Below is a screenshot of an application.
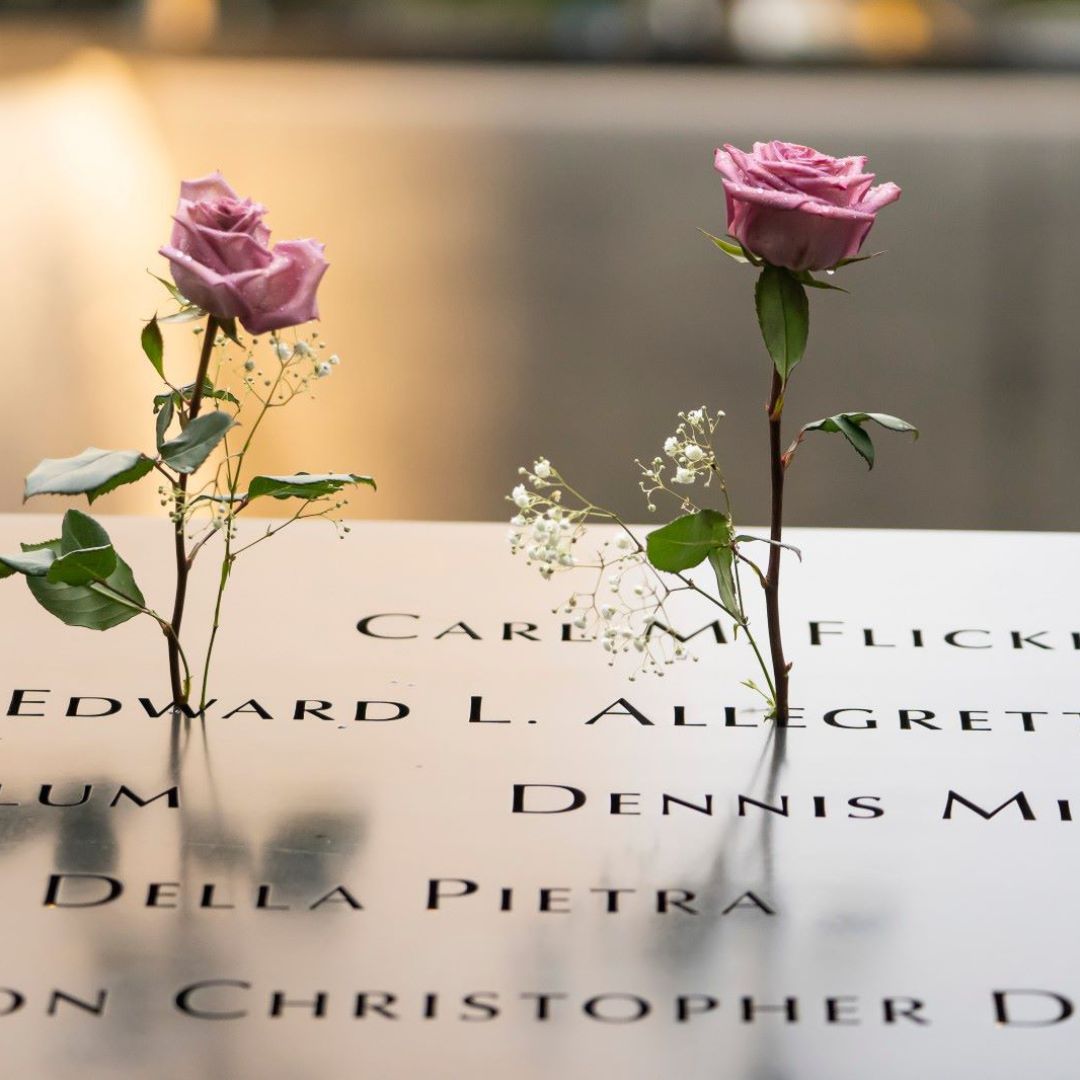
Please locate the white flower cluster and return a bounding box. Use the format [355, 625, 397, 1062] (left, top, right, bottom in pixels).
[639, 405, 725, 513]
[273, 336, 341, 378]
[239, 334, 342, 399]
[506, 461, 695, 677]
[507, 459, 585, 580]
[567, 541, 691, 678]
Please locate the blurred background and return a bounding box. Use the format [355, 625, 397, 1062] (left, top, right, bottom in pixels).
[1, 0, 1079, 530]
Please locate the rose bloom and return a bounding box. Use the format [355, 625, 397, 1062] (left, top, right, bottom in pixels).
[714, 141, 901, 272]
[160, 172, 328, 335]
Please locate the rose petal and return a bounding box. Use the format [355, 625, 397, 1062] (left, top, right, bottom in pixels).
[233, 239, 328, 335]
[720, 181, 874, 222]
[178, 171, 238, 205]
[159, 244, 249, 319]
[838, 155, 869, 178]
[714, 141, 899, 270]
[858, 181, 902, 213]
[171, 216, 274, 275]
[723, 144, 804, 194]
[770, 165, 877, 208]
[730, 202, 872, 271]
[169, 208, 233, 274]
[713, 147, 742, 185]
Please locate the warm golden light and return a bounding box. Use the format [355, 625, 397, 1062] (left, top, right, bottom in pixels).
[852, 0, 933, 60]
[141, 0, 220, 51]
[0, 49, 175, 517]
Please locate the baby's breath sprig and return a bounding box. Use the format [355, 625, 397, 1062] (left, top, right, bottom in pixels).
[507, 459, 691, 678]
[506, 416, 775, 695]
[185, 325, 360, 711]
[637, 405, 728, 516]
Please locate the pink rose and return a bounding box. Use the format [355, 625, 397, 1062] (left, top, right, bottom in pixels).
[714, 141, 901, 272]
[159, 172, 328, 335]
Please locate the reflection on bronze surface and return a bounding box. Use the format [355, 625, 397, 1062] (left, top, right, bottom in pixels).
[0, 516, 1074, 1074]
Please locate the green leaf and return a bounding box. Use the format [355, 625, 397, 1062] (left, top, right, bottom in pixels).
[755, 265, 809, 382]
[20, 539, 60, 552]
[0, 537, 58, 579]
[835, 251, 883, 267]
[0, 548, 56, 577]
[60, 507, 109, 554]
[218, 317, 242, 346]
[24, 448, 154, 503]
[160, 411, 235, 474]
[147, 270, 187, 304]
[141, 316, 165, 380]
[153, 380, 239, 450]
[46, 545, 117, 586]
[246, 473, 377, 502]
[155, 395, 174, 448]
[160, 306, 205, 325]
[646, 510, 734, 574]
[796, 270, 848, 294]
[834, 416, 875, 467]
[706, 546, 742, 621]
[44, 509, 118, 585]
[800, 412, 919, 470]
[187, 381, 240, 408]
[24, 523, 144, 631]
[154, 380, 240, 413]
[700, 230, 751, 265]
[733, 534, 803, 562]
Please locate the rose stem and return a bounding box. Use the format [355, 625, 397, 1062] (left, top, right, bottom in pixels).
[167, 314, 219, 707]
[765, 367, 790, 726]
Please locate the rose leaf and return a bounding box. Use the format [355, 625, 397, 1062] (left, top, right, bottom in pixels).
[159, 412, 236, 474]
[799, 412, 919, 469]
[141, 315, 165, 380]
[755, 265, 809, 382]
[246, 473, 377, 501]
[24, 449, 155, 504]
